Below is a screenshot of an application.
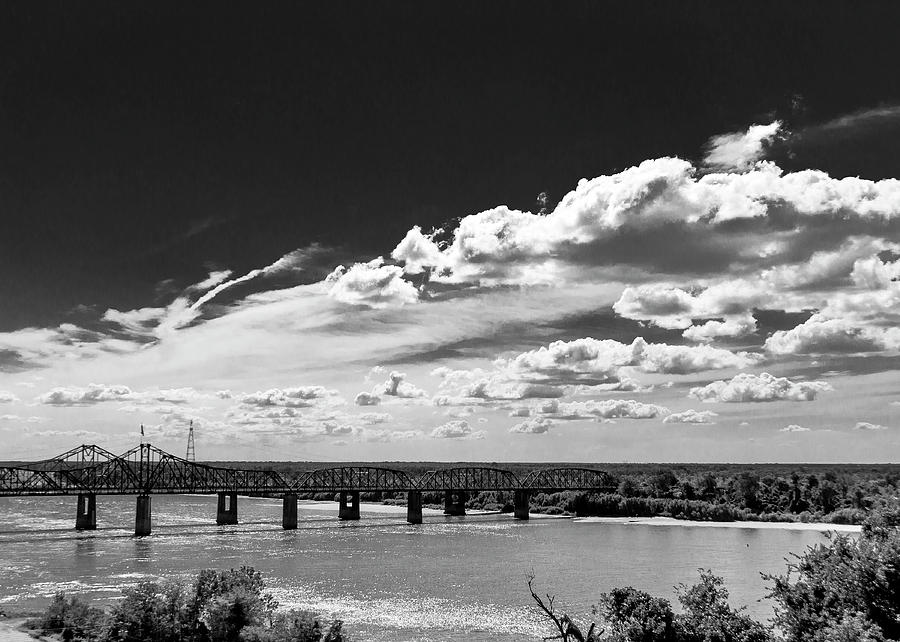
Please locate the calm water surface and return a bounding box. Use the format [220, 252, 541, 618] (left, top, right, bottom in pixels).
[0, 495, 847, 641]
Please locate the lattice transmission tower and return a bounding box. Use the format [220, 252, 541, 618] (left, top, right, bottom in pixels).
[185, 420, 196, 462]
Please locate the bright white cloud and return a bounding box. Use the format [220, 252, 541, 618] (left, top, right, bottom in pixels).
[354, 392, 381, 406]
[550, 399, 669, 420]
[689, 372, 832, 403]
[663, 409, 718, 424]
[0, 391, 18, 403]
[854, 421, 888, 431]
[781, 424, 811, 432]
[239, 386, 339, 408]
[432, 367, 565, 400]
[702, 121, 783, 171]
[379, 371, 428, 399]
[505, 337, 755, 378]
[852, 254, 900, 289]
[509, 417, 553, 434]
[683, 318, 756, 342]
[765, 317, 900, 354]
[430, 420, 486, 439]
[391, 226, 444, 275]
[326, 257, 419, 308]
[38, 384, 133, 406]
[390, 154, 900, 289]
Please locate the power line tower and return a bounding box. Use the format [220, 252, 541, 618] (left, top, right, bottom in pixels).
[185, 420, 196, 462]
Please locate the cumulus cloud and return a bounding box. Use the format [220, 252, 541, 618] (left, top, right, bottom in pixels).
[326, 257, 419, 308]
[613, 282, 767, 332]
[549, 399, 669, 420]
[239, 386, 339, 408]
[432, 367, 565, 401]
[430, 420, 486, 439]
[355, 427, 426, 443]
[663, 409, 718, 424]
[689, 372, 832, 403]
[0, 391, 18, 403]
[854, 421, 888, 431]
[765, 317, 900, 354]
[852, 254, 900, 289]
[356, 371, 429, 406]
[38, 384, 133, 406]
[509, 417, 553, 434]
[354, 392, 381, 406]
[389, 152, 900, 289]
[781, 424, 811, 432]
[505, 337, 755, 379]
[347, 412, 387, 426]
[391, 226, 444, 275]
[702, 121, 783, 172]
[683, 318, 757, 342]
[380, 371, 428, 399]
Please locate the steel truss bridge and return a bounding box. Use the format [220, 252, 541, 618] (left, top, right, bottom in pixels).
[0, 444, 616, 535]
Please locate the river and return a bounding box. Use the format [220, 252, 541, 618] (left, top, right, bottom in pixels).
[0, 495, 858, 641]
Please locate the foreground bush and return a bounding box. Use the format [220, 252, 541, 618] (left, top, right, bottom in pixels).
[27, 567, 347, 642]
[531, 508, 900, 641]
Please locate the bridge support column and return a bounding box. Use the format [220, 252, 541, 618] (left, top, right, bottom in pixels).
[444, 490, 467, 516]
[217, 492, 238, 525]
[135, 495, 151, 536]
[406, 490, 422, 524]
[282, 493, 298, 530]
[75, 493, 97, 530]
[338, 491, 360, 520]
[514, 490, 530, 520]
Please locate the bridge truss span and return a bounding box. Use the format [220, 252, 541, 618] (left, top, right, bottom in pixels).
[295, 466, 415, 492]
[0, 443, 619, 534]
[415, 467, 521, 492]
[521, 467, 617, 492]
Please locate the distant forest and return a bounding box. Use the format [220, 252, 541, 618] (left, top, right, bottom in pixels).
[217, 461, 900, 525]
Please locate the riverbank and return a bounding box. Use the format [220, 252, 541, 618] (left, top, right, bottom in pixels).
[0, 618, 46, 641]
[573, 515, 861, 532]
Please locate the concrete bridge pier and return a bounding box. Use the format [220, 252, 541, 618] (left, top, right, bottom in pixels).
[514, 490, 530, 520]
[75, 493, 97, 530]
[216, 492, 238, 525]
[338, 491, 360, 520]
[135, 495, 151, 536]
[282, 493, 298, 530]
[444, 490, 467, 516]
[406, 490, 423, 524]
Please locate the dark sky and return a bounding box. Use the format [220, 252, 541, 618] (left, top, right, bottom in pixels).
[3, 0, 900, 329]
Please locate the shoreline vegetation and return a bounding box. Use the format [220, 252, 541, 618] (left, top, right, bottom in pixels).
[528, 508, 900, 642]
[11, 509, 900, 641]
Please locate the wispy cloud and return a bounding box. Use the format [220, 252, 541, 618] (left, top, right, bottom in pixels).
[702, 121, 783, 171]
